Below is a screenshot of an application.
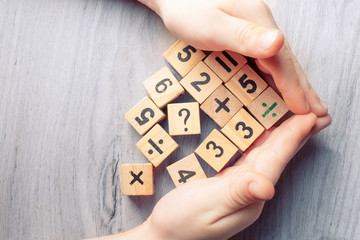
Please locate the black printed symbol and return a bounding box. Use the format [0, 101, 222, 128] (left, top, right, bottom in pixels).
[178, 170, 196, 183]
[178, 108, 190, 132]
[215, 97, 230, 113]
[155, 78, 173, 93]
[148, 139, 164, 155]
[238, 74, 257, 94]
[135, 108, 155, 126]
[206, 141, 224, 158]
[178, 45, 197, 62]
[215, 51, 238, 73]
[129, 171, 144, 185]
[191, 72, 210, 92]
[235, 121, 253, 139]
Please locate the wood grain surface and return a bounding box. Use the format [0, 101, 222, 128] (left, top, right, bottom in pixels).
[0, 0, 359, 239]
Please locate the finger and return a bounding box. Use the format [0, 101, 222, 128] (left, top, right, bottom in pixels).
[208, 10, 284, 58]
[248, 113, 317, 184]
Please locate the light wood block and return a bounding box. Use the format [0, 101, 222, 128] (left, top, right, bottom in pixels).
[195, 129, 238, 172]
[225, 64, 268, 106]
[120, 163, 154, 196]
[200, 85, 243, 128]
[221, 108, 265, 152]
[247, 87, 289, 129]
[204, 50, 247, 82]
[143, 66, 185, 108]
[163, 40, 206, 77]
[167, 102, 201, 136]
[125, 97, 166, 135]
[166, 153, 207, 187]
[136, 124, 179, 167]
[180, 61, 222, 103]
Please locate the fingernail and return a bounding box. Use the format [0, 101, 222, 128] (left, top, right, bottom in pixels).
[259, 30, 279, 50]
[319, 99, 328, 111]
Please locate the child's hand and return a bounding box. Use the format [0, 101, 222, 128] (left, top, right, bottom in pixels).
[141, 113, 317, 240]
[140, 0, 331, 129]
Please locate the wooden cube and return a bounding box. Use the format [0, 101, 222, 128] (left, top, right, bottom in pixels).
[120, 163, 154, 196]
[125, 97, 166, 135]
[167, 102, 201, 136]
[247, 87, 289, 129]
[163, 40, 206, 77]
[204, 50, 247, 82]
[180, 61, 222, 103]
[200, 85, 243, 128]
[225, 64, 268, 106]
[221, 108, 265, 152]
[195, 129, 238, 172]
[136, 124, 179, 167]
[166, 153, 207, 187]
[143, 66, 185, 108]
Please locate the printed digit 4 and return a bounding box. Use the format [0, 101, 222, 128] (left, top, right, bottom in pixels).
[178, 170, 196, 183]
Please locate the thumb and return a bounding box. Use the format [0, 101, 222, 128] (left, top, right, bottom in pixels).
[211, 11, 284, 58]
[220, 169, 275, 211]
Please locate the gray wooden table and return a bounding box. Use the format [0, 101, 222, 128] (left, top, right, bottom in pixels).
[1, 0, 359, 239]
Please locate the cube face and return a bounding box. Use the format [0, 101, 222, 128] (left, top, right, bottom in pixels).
[136, 124, 179, 167]
[200, 85, 243, 128]
[225, 64, 268, 106]
[121, 163, 154, 196]
[125, 97, 166, 135]
[167, 102, 201, 136]
[247, 87, 289, 129]
[167, 153, 207, 187]
[221, 108, 265, 152]
[163, 40, 206, 77]
[143, 66, 185, 108]
[195, 129, 238, 172]
[180, 61, 222, 103]
[204, 51, 247, 82]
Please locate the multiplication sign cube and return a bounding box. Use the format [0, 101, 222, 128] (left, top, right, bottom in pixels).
[167, 153, 207, 187]
[221, 108, 265, 152]
[167, 102, 201, 136]
[143, 66, 185, 108]
[195, 129, 238, 172]
[247, 87, 289, 129]
[180, 61, 222, 104]
[200, 85, 243, 128]
[225, 64, 268, 106]
[204, 50, 247, 82]
[163, 40, 206, 77]
[125, 97, 166, 135]
[121, 163, 154, 196]
[136, 124, 179, 167]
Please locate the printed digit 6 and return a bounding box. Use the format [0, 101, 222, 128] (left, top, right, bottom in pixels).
[155, 78, 173, 93]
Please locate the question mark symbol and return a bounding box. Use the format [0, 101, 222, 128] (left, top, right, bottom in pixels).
[178, 108, 191, 132]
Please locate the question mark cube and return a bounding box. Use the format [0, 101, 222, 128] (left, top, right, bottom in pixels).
[195, 129, 238, 172]
[247, 87, 289, 129]
[200, 85, 243, 128]
[136, 124, 179, 167]
[225, 64, 268, 106]
[143, 66, 185, 108]
[163, 40, 206, 77]
[166, 153, 207, 188]
[120, 163, 154, 196]
[180, 61, 223, 104]
[221, 108, 265, 152]
[204, 50, 247, 82]
[125, 97, 166, 135]
[167, 102, 201, 136]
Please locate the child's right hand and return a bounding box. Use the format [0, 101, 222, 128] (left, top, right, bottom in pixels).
[140, 0, 331, 131]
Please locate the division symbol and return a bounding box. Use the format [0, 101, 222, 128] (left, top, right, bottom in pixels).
[148, 139, 164, 155]
[262, 102, 278, 118]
